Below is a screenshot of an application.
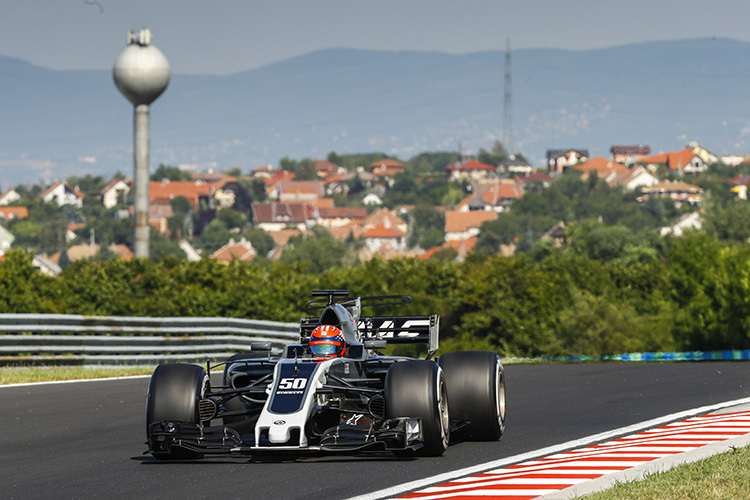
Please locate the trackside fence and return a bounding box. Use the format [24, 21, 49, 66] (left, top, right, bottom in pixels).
[0, 314, 299, 367]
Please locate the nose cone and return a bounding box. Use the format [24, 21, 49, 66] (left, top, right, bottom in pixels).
[113, 44, 170, 106]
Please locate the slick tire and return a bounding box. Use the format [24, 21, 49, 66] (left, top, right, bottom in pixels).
[146, 363, 208, 460]
[439, 351, 506, 441]
[385, 360, 450, 457]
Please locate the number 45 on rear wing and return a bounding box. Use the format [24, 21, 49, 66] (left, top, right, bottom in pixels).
[358, 314, 439, 356]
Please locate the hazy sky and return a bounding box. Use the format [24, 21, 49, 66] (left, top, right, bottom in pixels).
[5, 0, 750, 74]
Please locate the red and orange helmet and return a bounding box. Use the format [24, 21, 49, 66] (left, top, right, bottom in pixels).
[309, 325, 346, 358]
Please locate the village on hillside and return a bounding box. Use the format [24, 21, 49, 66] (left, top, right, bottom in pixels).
[0, 140, 747, 276]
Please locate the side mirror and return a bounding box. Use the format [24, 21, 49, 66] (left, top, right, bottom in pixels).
[364, 340, 388, 350]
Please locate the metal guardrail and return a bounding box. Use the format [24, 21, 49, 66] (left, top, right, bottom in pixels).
[0, 314, 300, 367]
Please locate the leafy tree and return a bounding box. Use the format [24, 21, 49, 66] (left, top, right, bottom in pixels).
[407, 151, 460, 174]
[702, 201, 750, 243]
[217, 208, 246, 230]
[280, 226, 352, 273]
[224, 167, 242, 177]
[195, 218, 231, 253]
[477, 141, 509, 166]
[407, 205, 445, 249]
[150, 164, 192, 182]
[242, 227, 275, 258]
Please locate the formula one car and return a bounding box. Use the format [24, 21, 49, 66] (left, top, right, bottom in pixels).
[145, 290, 506, 458]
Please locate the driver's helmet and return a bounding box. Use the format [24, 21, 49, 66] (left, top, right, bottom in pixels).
[309, 325, 346, 358]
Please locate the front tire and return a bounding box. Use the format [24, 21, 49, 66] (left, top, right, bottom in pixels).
[146, 363, 208, 460]
[385, 360, 450, 456]
[439, 351, 506, 441]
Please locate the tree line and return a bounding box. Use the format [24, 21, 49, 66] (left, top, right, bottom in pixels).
[2, 229, 748, 358]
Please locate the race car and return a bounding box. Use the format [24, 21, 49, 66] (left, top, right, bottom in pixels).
[145, 290, 506, 458]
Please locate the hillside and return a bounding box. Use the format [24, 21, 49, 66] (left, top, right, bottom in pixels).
[2, 37, 750, 185]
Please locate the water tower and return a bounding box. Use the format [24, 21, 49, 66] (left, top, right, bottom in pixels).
[113, 29, 170, 258]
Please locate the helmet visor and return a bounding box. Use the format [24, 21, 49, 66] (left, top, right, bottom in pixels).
[311, 342, 339, 356]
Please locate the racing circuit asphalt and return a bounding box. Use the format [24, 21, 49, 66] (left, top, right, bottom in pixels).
[1, 362, 749, 499]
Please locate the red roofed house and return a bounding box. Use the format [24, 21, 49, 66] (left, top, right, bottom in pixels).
[370, 159, 405, 178]
[0, 206, 28, 221]
[363, 225, 406, 253]
[100, 178, 130, 209]
[313, 159, 343, 178]
[252, 202, 318, 232]
[361, 208, 408, 234]
[573, 156, 630, 183]
[149, 180, 214, 211]
[0, 189, 20, 206]
[276, 180, 325, 202]
[211, 237, 256, 262]
[316, 206, 369, 228]
[444, 210, 498, 241]
[456, 180, 523, 213]
[640, 148, 708, 174]
[445, 160, 498, 181]
[41, 181, 84, 208]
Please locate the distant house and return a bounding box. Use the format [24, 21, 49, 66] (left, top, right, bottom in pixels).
[149, 180, 214, 210]
[276, 180, 325, 202]
[316, 206, 369, 228]
[573, 156, 630, 183]
[660, 211, 703, 237]
[100, 178, 130, 209]
[515, 171, 555, 189]
[499, 158, 534, 175]
[251, 202, 318, 232]
[640, 148, 708, 174]
[607, 165, 659, 191]
[445, 160, 497, 181]
[214, 180, 251, 212]
[610, 145, 651, 166]
[0, 189, 21, 206]
[444, 210, 498, 241]
[361, 208, 408, 234]
[40, 181, 84, 208]
[0, 206, 28, 221]
[370, 159, 405, 178]
[250, 164, 277, 179]
[363, 225, 406, 253]
[313, 159, 342, 178]
[455, 180, 523, 213]
[362, 192, 383, 206]
[0, 224, 14, 251]
[638, 180, 703, 207]
[211, 237, 256, 262]
[546, 149, 589, 174]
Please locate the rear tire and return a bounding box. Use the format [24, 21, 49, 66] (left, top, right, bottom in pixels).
[439, 351, 506, 441]
[385, 360, 449, 456]
[146, 363, 208, 460]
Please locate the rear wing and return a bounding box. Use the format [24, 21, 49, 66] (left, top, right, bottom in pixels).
[300, 314, 439, 356]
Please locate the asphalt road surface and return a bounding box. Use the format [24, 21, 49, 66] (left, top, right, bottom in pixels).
[2, 362, 748, 499]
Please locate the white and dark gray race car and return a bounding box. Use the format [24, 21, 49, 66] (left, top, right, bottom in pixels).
[146, 290, 506, 458]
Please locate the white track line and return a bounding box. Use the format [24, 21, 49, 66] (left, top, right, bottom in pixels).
[350, 396, 750, 500]
[0, 374, 151, 388]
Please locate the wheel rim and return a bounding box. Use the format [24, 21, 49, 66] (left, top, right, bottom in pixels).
[496, 360, 506, 427]
[438, 377, 449, 445]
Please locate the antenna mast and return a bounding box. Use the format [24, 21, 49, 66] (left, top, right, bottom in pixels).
[503, 37, 513, 154]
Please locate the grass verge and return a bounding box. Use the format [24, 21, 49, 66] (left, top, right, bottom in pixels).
[0, 366, 155, 385]
[578, 444, 750, 499]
